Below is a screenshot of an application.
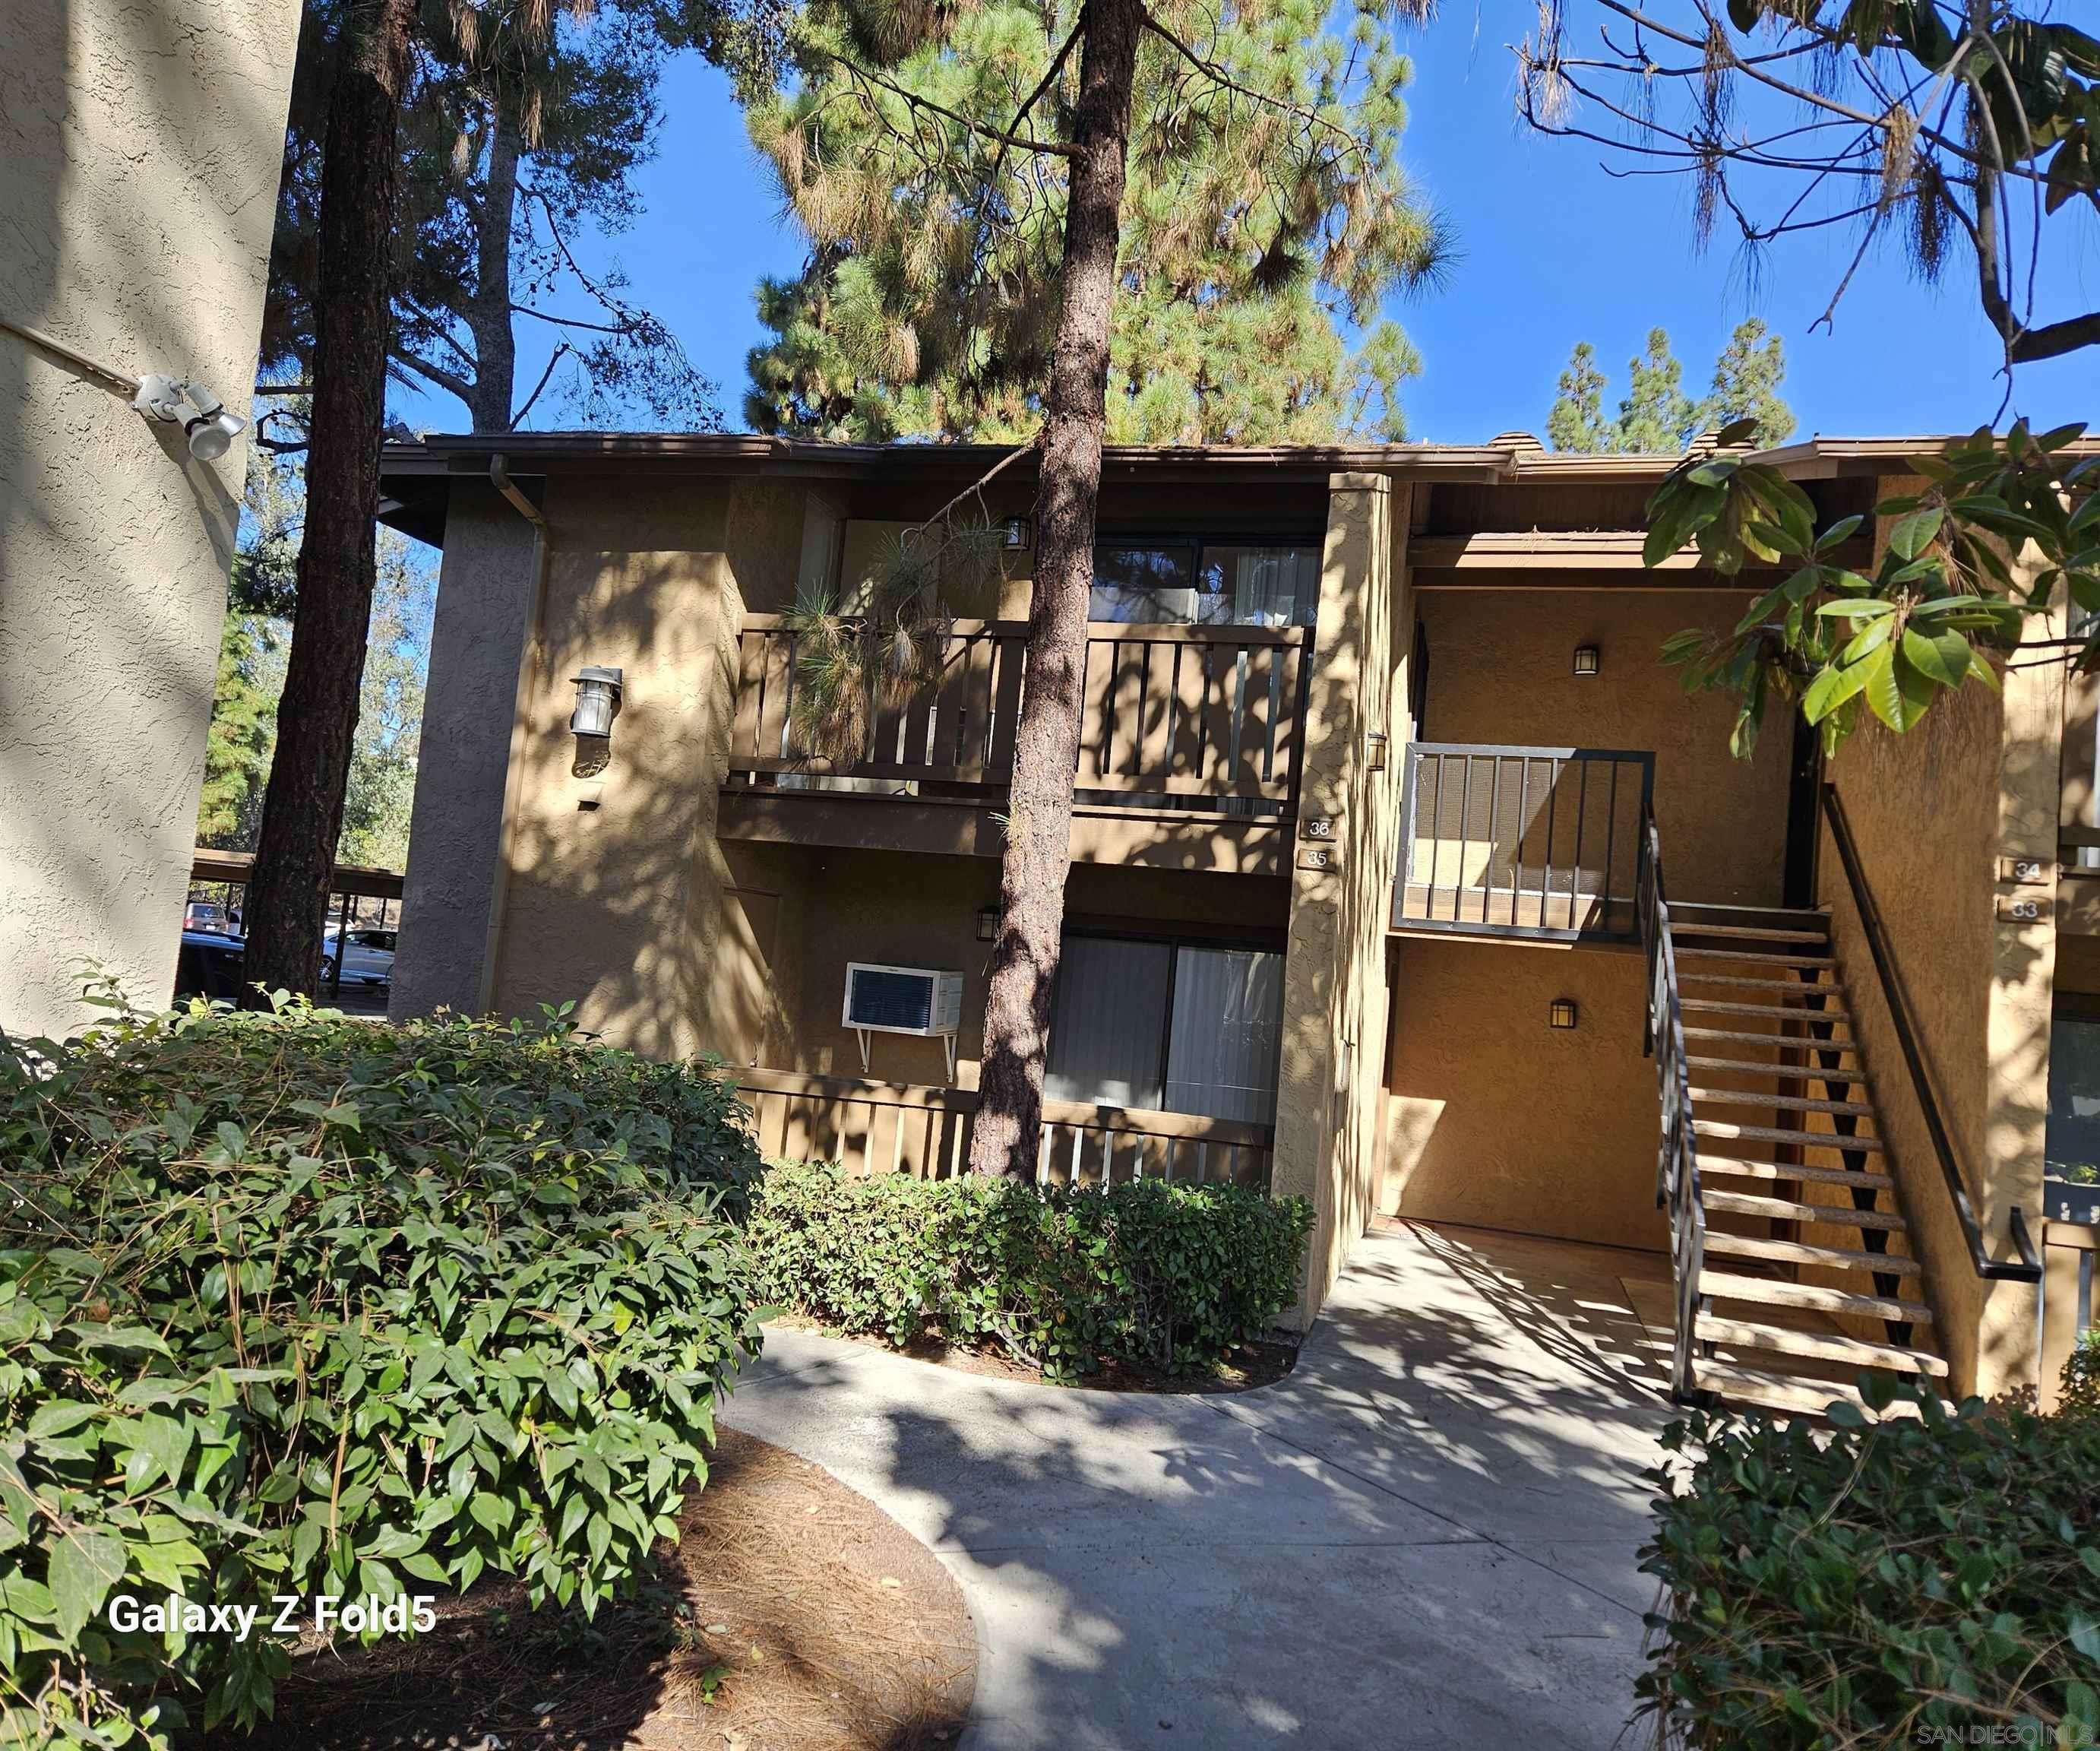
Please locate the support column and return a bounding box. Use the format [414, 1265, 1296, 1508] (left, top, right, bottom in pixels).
[1273, 473, 1412, 1326]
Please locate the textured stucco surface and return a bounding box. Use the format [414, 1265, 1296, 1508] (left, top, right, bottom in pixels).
[1385, 938, 1670, 1252]
[389, 485, 539, 1020]
[1414, 585, 1792, 907]
[1804, 494, 2060, 1398]
[1273, 474, 1406, 1325]
[1, 0, 299, 1035]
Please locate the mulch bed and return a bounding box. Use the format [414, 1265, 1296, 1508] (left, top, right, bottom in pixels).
[227, 1430, 975, 1751]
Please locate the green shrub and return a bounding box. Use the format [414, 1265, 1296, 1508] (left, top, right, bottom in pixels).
[743, 1161, 1312, 1379]
[0, 1004, 764, 1749]
[1640, 1375, 2100, 1748]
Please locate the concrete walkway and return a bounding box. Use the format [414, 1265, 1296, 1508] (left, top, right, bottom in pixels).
[721, 1221, 1673, 1750]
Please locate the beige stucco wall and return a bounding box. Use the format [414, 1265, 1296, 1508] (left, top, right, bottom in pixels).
[1, 0, 299, 1036]
[1384, 938, 1669, 1251]
[1273, 473, 1408, 1325]
[393, 473, 807, 1023]
[1415, 585, 1792, 905]
[1805, 494, 2060, 1399]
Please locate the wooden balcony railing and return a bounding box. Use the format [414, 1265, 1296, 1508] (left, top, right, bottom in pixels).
[1395, 743, 1654, 941]
[726, 616, 1310, 810]
[735, 1066, 1275, 1189]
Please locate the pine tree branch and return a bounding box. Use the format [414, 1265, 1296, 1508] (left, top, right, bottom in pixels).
[906, 432, 1042, 540]
[817, 46, 1081, 160]
[1138, 7, 1371, 164]
[511, 341, 575, 428]
[510, 302, 632, 335]
[391, 347, 476, 403]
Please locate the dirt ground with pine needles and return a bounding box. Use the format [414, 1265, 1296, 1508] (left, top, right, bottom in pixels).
[235, 1430, 975, 1751]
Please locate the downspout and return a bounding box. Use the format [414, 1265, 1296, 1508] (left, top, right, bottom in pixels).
[477, 454, 551, 1016]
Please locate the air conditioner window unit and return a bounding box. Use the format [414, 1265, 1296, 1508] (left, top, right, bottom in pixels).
[843, 963, 965, 1076]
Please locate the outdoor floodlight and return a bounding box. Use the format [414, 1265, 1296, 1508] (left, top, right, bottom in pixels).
[134, 374, 247, 461]
[1572, 644, 1601, 678]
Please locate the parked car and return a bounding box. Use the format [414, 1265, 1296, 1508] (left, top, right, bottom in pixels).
[174, 930, 246, 1002]
[184, 901, 237, 935]
[321, 927, 397, 987]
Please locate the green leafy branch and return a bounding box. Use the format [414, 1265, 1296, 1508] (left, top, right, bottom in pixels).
[1655, 418, 2100, 758]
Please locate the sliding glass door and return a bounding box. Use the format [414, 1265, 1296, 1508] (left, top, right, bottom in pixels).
[1044, 932, 1285, 1125]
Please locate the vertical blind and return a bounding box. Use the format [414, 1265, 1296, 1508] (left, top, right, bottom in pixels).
[1044, 935, 1284, 1125]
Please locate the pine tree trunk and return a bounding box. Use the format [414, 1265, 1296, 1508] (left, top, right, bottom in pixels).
[966, 0, 1142, 1179]
[463, 72, 521, 432]
[240, 0, 417, 1005]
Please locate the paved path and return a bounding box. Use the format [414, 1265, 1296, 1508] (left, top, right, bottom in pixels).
[722, 1221, 1671, 1751]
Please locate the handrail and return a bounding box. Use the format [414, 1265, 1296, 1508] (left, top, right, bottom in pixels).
[1820, 784, 2042, 1283]
[1640, 799, 1705, 1398]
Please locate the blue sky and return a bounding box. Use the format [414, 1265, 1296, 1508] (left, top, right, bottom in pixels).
[394, 12, 2098, 445]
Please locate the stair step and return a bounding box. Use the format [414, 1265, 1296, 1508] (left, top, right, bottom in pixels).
[1690, 1360, 1926, 1420]
[1700, 1268, 1933, 1325]
[1706, 1230, 1921, 1276]
[1690, 1086, 1875, 1116]
[1704, 1188, 1908, 1230]
[1694, 1314, 1948, 1378]
[1669, 923, 1830, 943]
[1677, 948, 1838, 968]
[1698, 1154, 1893, 1190]
[1695, 1119, 1884, 1151]
[1686, 1056, 1861, 1084]
[1682, 1025, 1858, 1051]
[1684, 997, 1853, 1021]
[1678, 973, 1842, 993]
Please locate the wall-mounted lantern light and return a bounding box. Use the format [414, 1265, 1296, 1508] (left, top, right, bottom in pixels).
[976, 906, 1002, 942]
[569, 666, 622, 777]
[1572, 644, 1601, 678]
[1548, 998, 1579, 1031]
[570, 666, 623, 738]
[1002, 516, 1033, 551]
[1366, 730, 1389, 771]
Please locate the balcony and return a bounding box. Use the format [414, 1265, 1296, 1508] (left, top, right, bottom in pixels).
[720, 616, 1311, 868]
[1395, 743, 1654, 942]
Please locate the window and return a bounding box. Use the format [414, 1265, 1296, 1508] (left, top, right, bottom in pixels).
[2048, 1009, 2100, 1188]
[1044, 932, 1285, 1124]
[1090, 543, 1319, 628]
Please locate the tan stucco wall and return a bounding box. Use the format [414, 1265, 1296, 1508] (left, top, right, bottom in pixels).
[1806, 495, 2060, 1399]
[393, 474, 807, 1022]
[1384, 939, 1669, 1251]
[1415, 586, 1792, 905]
[1273, 474, 1408, 1325]
[1, 0, 299, 1035]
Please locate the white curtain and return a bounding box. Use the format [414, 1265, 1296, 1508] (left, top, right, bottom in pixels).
[1044, 936, 1170, 1110]
[1164, 948, 1283, 1124]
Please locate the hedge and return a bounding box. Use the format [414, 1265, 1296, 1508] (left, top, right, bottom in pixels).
[0, 1004, 765, 1750]
[1639, 1372, 2100, 1748]
[742, 1160, 1312, 1379]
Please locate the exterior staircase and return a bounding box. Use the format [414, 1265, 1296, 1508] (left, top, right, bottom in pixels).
[1660, 901, 1948, 1419]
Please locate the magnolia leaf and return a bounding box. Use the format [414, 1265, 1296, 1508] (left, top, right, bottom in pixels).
[1802, 662, 1871, 725]
[1901, 627, 1963, 688]
[1888, 507, 1946, 561]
